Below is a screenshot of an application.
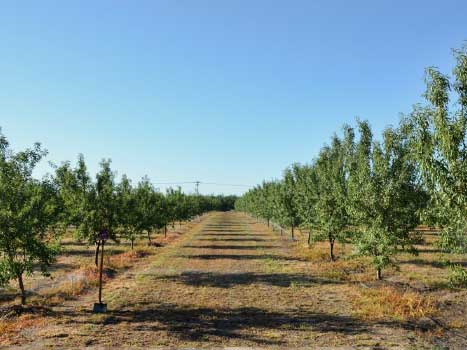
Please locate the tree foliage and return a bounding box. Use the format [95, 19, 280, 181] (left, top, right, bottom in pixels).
[0, 132, 59, 304]
[410, 46, 467, 253]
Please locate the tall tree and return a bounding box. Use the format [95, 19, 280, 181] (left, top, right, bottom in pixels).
[410, 46, 467, 253]
[348, 121, 424, 279]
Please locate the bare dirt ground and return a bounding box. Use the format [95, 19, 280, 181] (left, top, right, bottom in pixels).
[2, 211, 466, 349]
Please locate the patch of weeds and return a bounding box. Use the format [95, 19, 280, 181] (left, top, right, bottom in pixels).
[352, 286, 436, 321]
[262, 257, 283, 273]
[448, 264, 467, 288]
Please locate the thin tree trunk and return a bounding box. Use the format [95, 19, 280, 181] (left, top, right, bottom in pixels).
[131, 238, 134, 250]
[164, 225, 167, 238]
[18, 273, 26, 305]
[95, 241, 101, 266]
[291, 225, 295, 241]
[267, 219, 270, 227]
[308, 231, 312, 246]
[376, 267, 382, 280]
[98, 240, 105, 304]
[329, 237, 335, 261]
[147, 231, 152, 245]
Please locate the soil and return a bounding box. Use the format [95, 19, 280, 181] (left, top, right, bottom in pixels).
[2, 212, 466, 349]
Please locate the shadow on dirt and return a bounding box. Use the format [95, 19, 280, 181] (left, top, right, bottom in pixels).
[196, 237, 275, 242]
[156, 271, 340, 288]
[399, 259, 467, 268]
[182, 245, 279, 250]
[88, 304, 369, 345]
[178, 254, 305, 262]
[54, 302, 437, 346]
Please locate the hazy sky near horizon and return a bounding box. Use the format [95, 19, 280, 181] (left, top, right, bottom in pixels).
[1, 1, 466, 195]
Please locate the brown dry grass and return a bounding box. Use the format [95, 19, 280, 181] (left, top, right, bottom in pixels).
[1, 212, 465, 350]
[352, 286, 437, 321]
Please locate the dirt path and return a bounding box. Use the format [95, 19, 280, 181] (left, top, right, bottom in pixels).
[7, 212, 448, 349]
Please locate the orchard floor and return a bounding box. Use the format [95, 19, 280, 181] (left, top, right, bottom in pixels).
[3, 212, 467, 349]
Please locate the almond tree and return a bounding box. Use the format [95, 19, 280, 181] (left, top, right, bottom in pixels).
[116, 175, 139, 249]
[277, 168, 301, 240]
[311, 129, 353, 261]
[410, 46, 467, 253]
[0, 132, 59, 304]
[348, 121, 425, 279]
[293, 164, 318, 245]
[134, 177, 160, 245]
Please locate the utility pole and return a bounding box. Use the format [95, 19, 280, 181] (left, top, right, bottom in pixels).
[195, 181, 200, 194]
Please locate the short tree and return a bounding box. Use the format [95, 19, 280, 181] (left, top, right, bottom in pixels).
[0, 133, 58, 304]
[116, 175, 139, 249]
[311, 131, 352, 261]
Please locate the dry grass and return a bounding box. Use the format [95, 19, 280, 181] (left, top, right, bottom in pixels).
[352, 285, 437, 321]
[106, 248, 152, 269]
[0, 307, 48, 345]
[1, 213, 465, 349]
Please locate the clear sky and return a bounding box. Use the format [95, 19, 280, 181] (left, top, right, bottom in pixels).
[1, 1, 466, 195]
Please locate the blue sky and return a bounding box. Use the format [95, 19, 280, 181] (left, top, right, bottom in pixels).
[1, 1, 466, 195]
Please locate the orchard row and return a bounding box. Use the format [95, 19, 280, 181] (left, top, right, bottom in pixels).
[235, 46, 467, 279]
[0, 138, 236, 304]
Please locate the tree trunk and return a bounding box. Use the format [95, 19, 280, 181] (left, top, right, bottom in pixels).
[147, 231, 152, 245]
[18, 273, 26, 305]
[95, 241, 101, 266]
[267, 219, 270, 227]
[376, 267, 382, 280]
[179, 221, 182, 228]
[164, 225, 167, 238]
[131, 238, 134, 250]
[98, 240, 105, 304]
[308, 231, 312, 246]
[291, 225, 295, 241]
[329, 237, 335, 261]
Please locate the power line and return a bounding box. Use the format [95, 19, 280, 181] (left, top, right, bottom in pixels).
[151, 181, 252, 188]
[201, 182, 252, 187]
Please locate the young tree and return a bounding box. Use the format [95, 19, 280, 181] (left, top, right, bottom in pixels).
[0, 133, 58, 304]
[311, 131, 352, 261]
[135, 177, 159, 245]
[116, 175, 139, 249]
[410, 46, 467, 253]
[294, 164, 318, 245]
[278, 167, 301, 240]
[348, 121, 424, 279]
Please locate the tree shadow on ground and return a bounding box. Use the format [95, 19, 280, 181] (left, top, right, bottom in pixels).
[399, 259, 467, 268]
[178, 254, 305, 261]
[95, 304, 370, 345]
[41, 262, 76, 273]
[198, 233, 268, 238]
[201, 229, 248, 233]
[182, 245, 279, 250]
[196, 238, 275, 242]
[156, 271, 340, 288]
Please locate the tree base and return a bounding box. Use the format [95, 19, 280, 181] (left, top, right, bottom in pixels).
[92, 303, 107, 313]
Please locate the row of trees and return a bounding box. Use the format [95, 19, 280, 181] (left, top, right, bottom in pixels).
[236, 46, 467, 279]
[0, 140, 236, 304]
